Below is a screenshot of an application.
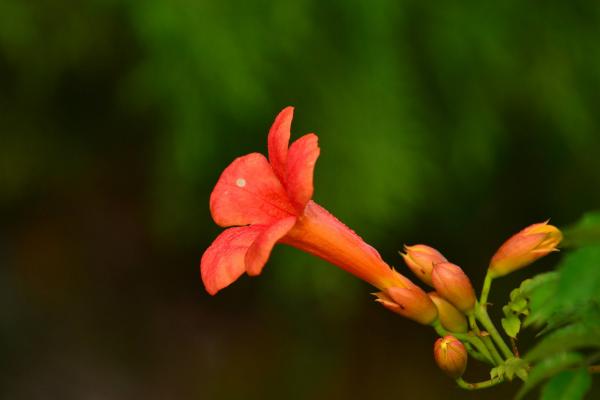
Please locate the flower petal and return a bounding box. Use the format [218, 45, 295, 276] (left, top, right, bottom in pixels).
[210, 153, 296, 227]
[201, 226, 263, 295]
[245, 216, 297, 276]
[285, 133, 320, 212]
[268, 106, 293, 182]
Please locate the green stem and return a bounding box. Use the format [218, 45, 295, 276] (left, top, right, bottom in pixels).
[456, 376, 504, 390]
[432, 319, 447, 337]
[477, 271, 513, 359]
[469, 312, 504, 364]
[475, 303, 513, 360]
[468, 313, 481, 334]
[481, 334, 504, 364]
[464, 343, 491, 364]
[462, 335, 495, 365]
[480, 273, 493, 306]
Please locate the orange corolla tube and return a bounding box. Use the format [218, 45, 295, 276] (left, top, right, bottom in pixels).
[201, 107, 413, 295]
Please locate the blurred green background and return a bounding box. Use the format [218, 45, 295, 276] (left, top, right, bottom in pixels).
[1, 0, 600, 398]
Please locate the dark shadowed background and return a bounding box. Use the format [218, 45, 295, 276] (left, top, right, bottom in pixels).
[1, 1, 600, 399]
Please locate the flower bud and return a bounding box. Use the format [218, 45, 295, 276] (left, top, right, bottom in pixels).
[434, 336, 468, 378]
[428, 292, 468, 333]
[375, 285, 438, 325]
[401, 244, 447, 287]
[431, 262, 476, 313]
[488, 221, 562, 278]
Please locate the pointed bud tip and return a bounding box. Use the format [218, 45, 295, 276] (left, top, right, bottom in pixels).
[401, 244, 447, 287]
[384, 286, 439, 325]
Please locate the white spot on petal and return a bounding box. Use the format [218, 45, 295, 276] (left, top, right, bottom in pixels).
[236, 178, 246, 188]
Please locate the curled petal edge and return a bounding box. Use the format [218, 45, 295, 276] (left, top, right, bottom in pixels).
[268, 106, 294, 182]
[285, 133, 320, 213]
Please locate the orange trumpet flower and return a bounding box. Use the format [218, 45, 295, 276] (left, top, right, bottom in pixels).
[201, 107, 413, 295]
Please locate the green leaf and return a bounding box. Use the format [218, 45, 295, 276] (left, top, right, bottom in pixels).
[562, 211, 600, 248]
[490, 365, 504, 380]
[525, 321, 600, 362]
[520, 272, 559, 327]
[553, 245, 600, 306]
[519, 273, 559, 297]
[515, 368, 528, 382]
[503, 293, 529, 316]
[526, 245, 600, 332]
[510, 288, 521, 302]
[540, 368, 591, 400]
[515, 352, 584, 400]
[503, 357, 528, 382]
[500, 280, 534, 339]
[527, 247, 600, 330]
[501, 314, 521, 338]
[535, 312, 579, 338]
[525, 275, 560, 328]
[510, 297, 528, 314]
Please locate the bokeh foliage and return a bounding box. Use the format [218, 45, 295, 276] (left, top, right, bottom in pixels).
[1, 1, 600, 399]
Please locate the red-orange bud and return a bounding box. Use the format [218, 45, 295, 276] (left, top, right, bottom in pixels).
[428, 292, 468, 333]
[375, 285, 438, 325]
[431, 262, 476, 313]
[434, 336, 468, 378]
[489, 221, 562, 278]
[401, 244, 447, 287]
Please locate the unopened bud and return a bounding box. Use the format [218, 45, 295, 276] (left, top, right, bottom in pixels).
[401, 244, 447, 286]
[375, 285, 438, 325]
[489, 221, 562, 278]
[428, 292, 468, 333]
[431, 262, 476, 313]
[434, 336, 468, 378]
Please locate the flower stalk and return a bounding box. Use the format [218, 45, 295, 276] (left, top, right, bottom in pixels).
[475, 302, 514, 360]
[480, 273, 493, 307]
[456, 376, 504, 390]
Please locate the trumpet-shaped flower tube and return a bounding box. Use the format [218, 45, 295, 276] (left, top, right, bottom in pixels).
[201, 107, 413, 295]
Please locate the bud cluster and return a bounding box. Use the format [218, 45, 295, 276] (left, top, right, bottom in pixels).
[374, 221, 562, 386]
[400, 245, 476, 314]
